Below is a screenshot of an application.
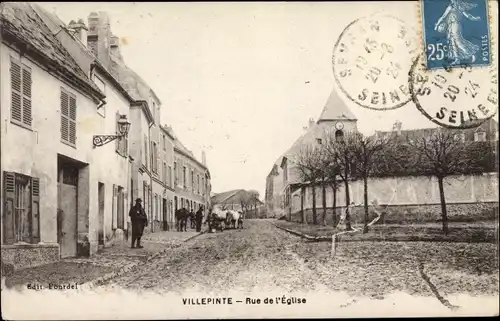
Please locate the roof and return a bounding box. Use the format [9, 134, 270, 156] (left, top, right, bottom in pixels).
[211, 189, 263, 205]
[317, 87, 357, 123]
[31, 4, 136, 106]
[168, 125, 208, 170]
[0, 2, 105, 101]
[211, 189, 243, 205]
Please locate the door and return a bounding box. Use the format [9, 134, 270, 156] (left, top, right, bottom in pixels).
[162, 198, 167, 230]
[98, 182, 105, 247]
[59, 173, 78, 258]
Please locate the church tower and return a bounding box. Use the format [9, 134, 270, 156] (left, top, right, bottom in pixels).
[316, 86, 358, 141]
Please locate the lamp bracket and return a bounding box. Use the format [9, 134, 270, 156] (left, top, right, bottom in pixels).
[93, 135, 122, 148]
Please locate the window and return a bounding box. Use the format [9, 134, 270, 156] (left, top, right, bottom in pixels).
[163, 135, 166, 151]
[10, 58, 32, 128]
[168, 165, 172, 187]
[474, 132, 486, 142]
[191, 170, 194, 190]
[163, 162, 167, 184]
[335, 130, 344, 142]
[144, 136, 148, 168]
[174, 162, 178, 185]
[316, 138, 322, 145]
[155, 194, 158, 220]
[152, 101, 156, 122]
[183, 166, 187, 188]
[61, 88, 77, 146]
[3, 171, 40, 244]
[197, 175, 200, 194]
[93, 74, 106, 117]
[202, 177, 205, 195]
[151, 142, 158, 173]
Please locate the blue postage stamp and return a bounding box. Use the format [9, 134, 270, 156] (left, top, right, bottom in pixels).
[421, 0, 491, 70]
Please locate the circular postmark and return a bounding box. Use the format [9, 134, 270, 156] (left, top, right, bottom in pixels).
[332, 14, 420, 111]
[409, 54, 498, 129]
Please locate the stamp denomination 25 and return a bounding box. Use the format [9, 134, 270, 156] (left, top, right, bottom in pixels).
[421, 0, 491, 70]
[332, 14, 419, 111]
[409, 54, 498, 128]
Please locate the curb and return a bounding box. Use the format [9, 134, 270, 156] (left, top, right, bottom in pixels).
[80, 231, 205, 291]
[272, 223, 496, 244]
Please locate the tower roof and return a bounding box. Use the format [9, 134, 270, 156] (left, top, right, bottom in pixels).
[317, 87, 357, 123]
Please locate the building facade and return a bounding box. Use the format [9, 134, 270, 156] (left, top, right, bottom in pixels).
[1, 2, 131, 269]
[173, 138, 211, 216]
[1, 3, 212, 271]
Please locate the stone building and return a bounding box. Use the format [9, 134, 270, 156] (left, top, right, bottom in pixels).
[265, 86, 357, 218]
[1, 2, 130, 269]
[1, 3, 212, 271]
[172, 134, 212, 216]
[265, 84, 498, 223]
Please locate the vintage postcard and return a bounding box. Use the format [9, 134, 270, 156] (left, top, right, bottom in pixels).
[1, 1, 498, 319]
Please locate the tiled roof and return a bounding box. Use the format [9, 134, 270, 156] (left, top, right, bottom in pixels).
[0, 2, 104, 100]
[211, 189, 243, 205]
[317, 87, 357, 123]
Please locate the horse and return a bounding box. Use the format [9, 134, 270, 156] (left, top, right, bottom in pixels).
[211, 208, 229, 231]
[227, 210, 243, 229]
[175, 208, 189, 232]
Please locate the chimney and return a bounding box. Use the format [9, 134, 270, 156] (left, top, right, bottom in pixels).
[202, 151, 206, 166]
[87, 12, 112, 68]
[68, 19, 88, 47]
[308, 117, 315, 129]
[110, 34, 123, 60]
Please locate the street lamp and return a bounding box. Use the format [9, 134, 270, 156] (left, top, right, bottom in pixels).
[93, 115, 131, 148]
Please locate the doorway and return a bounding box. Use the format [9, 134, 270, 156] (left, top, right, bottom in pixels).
[57, 161, 79, 258]
[98, 182, 105, 248]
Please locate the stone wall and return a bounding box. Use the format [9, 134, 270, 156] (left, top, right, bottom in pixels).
[1, 244, 60, 271]
[290, 202, 499, 225]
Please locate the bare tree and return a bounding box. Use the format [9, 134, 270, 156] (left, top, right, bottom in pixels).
[407, 129, 477, 235]
[349, 132, 389, 233]
[294, 144, 325, 225]
[325, 131, 359, 231]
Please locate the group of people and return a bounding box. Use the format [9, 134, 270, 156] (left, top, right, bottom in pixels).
[128, 198, 208, 249]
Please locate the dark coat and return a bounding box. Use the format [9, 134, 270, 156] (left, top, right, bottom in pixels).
[129, 204, 148, 236]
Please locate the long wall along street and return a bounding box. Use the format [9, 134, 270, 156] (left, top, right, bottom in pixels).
[0, 3, 212, 270]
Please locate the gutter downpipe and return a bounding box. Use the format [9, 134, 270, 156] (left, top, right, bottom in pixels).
[149, 121, 154, 233]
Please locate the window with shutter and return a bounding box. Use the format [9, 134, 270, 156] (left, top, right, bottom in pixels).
[61, 89, 77, 146]
[3, 171, 40, 244]
[10, 59, 32, 128]
[144, 136, 148, 168]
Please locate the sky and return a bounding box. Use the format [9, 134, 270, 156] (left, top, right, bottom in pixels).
[39, 1, 498, 198]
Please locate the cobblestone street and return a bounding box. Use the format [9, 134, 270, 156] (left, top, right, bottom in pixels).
[100, 220, 499, 306]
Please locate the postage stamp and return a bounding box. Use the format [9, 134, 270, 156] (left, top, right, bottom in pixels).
[421, 0, 491, 70]
[409, 55, 498, 128]
[332, 13, 419, 111]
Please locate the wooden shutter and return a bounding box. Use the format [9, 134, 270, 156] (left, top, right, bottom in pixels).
[117, 188, 124, 229]
[69, 95, 77, 144]
[10, 60, 22, 123]
[115, 113, 120, 153]
[22, 66, 32, 126]
[112, 184, 117, 229]
[3, 172, 16, 244]
[144, 136, 148, 168]
[156, 145, 160, 176]
[60, 90, 69, 142]
[31, 177, 40, 243]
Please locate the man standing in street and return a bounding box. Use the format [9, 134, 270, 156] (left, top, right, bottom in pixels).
[195, 206, 203, 232]
[129, 198, 148, 249]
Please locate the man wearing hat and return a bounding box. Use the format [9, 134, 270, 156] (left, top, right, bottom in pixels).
[129, 198, 148, 248]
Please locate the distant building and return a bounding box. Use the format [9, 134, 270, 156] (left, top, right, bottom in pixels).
[264, 83, 498, 223]
[211, 189, 263, 217]
[265, 86, 357, 219]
